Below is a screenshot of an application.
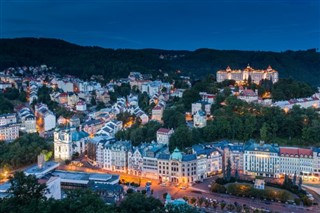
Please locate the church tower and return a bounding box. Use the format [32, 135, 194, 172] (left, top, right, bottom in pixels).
[54, 127, 73, 161]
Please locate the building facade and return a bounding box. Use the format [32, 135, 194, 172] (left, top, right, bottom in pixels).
[243, 141, 280, 177]
[216, 65, 279, 84]
[54, 127, 89, 161]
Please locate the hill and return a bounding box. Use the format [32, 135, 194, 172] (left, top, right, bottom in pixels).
[0, 38, 319, 85]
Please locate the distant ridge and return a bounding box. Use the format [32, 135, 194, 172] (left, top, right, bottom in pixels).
[0, 38, 319, 85]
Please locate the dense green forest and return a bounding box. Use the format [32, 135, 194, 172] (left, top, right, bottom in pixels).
[0, 38, 319, 85]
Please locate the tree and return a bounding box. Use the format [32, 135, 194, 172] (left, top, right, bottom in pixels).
[298, 177, 302, 191]
[8, 171, 47, 204]
[225, 157, 232, 182]
[248, 75, 252, 85]
[46, 189, 114, 213]
[169, 126, 193, 151]
[260, 122, 269, 142]
[190, 197, 197, 206]
[90, 96, 97, 106]
[235, 169, 239, 180]
[163, 108, 185, 129]
[120, 192, 163, 212]
[182, 89, 201, 110]
[293, 171, 297, 185]
[165, 203, 198, 213]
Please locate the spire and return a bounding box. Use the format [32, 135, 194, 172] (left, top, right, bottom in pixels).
[226, 66, 231, 72]
[267, 65, 272, 71]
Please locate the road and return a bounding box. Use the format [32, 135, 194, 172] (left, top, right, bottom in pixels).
[58, 159, 316, 213]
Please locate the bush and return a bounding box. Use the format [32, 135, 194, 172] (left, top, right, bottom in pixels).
[294, 198, 301, 205]
[211, 183, 226, 193]
[127, 188, 134, 194]
[302, 196, 312, 206]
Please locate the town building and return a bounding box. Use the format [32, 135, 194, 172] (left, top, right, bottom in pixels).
[216, 65, 279, 84]
[243, 141, 280, 178]
[0, 123, 19, 141]
[237, 89, 259, 103]
[279, 147, 313, 178]
[151, 105, 164, 122]
[54, 126, 89, 161]
[158, 148, 197, 184]
[193, 110, 207, 128]
[191, 101, 211, 115]
[76, 100, 87, 111]
[0, 113, 19, 141]
[156, 128, 174, 145]
[35, 104, 56, 133]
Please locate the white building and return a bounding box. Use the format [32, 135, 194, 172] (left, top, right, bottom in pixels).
[151, 105, 164, 122]
[0, 123, 19, 141]
[128, 147, 144, 176]
[279, 147, 313, 178]
[76, 100, 87, 111]
[243, 141, 280, 178]
[237, 89, 259, 103]
[192, 144, 222, 178]
[35, 104, 56, 133]
[0, 113, 19, 141]
[313, 148, 320, 176]
[273, 96, 320, 111]
[191, 101, 211, 115]
[96, 140, 131, 173]
[193, 110, 207, 128]
[156, 128, 174, 145]
[157, 148, 197, 184]
[54, 127, 89, 161]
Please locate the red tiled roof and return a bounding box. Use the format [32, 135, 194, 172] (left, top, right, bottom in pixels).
[157, 128, 171, 134]
[280, 147, 313, 157]
[153, 105, 163, 110]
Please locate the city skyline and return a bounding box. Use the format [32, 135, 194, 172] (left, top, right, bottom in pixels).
[1, 0, 320, 51]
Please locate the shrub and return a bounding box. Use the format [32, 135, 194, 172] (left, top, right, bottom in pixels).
[211, 183, 226, 193]
[127, 188, 134, 194]
[294, 198, 301, 205]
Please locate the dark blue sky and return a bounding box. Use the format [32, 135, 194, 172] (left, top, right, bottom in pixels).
[1, 0, 320, 51]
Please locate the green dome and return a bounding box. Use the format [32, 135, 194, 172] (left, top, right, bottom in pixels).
[170, 147, 182, 161]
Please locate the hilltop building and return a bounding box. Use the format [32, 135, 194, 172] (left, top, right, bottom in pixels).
[216, 65, 279, 84]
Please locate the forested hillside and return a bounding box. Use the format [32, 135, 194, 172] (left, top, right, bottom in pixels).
[0, 38, 319, 85]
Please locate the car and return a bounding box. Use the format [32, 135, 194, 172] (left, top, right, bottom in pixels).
[265, 201, 271, 205]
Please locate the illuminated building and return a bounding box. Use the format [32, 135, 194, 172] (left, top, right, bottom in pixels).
[142, 143, 167, 179]
[273, 96, 320, 110]
[313, 148, 320, 177]
[0, 113, 19, 141]
[237, 89, 259, 103]
[17, 106, 36, 133]
[192, 144, 222, 179]
[0, 123, 19, 141]
[216, 65, 279, 84]
[156, 128, 174, 145]
[157, 148, 197, 184]
[243, 141, 280, 177]
[279, 147, 313, 178]
[76, 100, 87, 111]
[54, 126, 89, 161]
[151, 105, 164, 122]
[35, 103, 56, 133]
[193, 110, 207, 128]
[192, 101, 211, 115]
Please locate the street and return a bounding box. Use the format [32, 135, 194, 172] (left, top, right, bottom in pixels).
[57, 160, 319, 213]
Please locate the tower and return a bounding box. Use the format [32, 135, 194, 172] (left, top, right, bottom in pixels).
[54, 127, 73, 161]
